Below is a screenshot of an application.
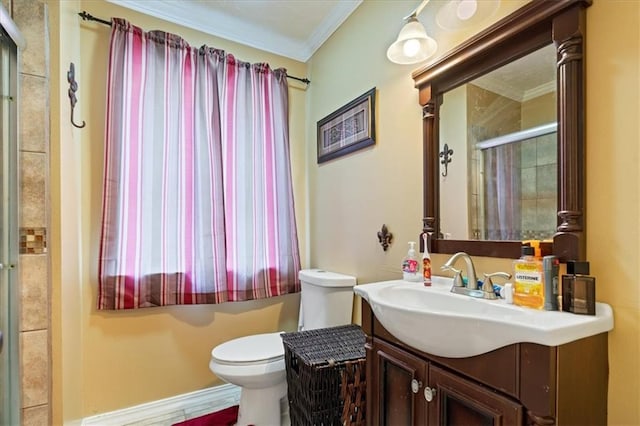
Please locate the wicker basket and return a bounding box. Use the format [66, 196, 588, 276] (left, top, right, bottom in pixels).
[281, 324, 366, 426]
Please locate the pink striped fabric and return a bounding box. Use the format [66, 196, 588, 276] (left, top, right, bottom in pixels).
[98, 19, 301, 309]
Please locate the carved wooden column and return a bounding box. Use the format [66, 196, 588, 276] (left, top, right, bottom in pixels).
[553, 4, 588, 262]
[419, 84, 439, 253]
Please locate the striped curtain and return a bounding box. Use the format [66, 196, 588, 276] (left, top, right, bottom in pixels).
[98, 19, 301, 310]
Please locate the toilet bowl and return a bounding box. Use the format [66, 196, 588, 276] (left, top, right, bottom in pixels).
[209, 332, 287, 426]
[209, 269, 356, 426]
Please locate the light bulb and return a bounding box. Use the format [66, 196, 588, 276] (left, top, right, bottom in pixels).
[456, 0, 478, 20]
[403, 38, 421, 58]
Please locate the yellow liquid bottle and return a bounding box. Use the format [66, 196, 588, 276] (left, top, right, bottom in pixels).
[513, 246, 544, 309]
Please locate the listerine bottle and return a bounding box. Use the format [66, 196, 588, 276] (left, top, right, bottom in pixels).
[513, 245, 544, 309]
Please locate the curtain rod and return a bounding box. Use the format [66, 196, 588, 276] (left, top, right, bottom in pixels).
[475, 122, 558, 150]
[78, 11, 311, 85]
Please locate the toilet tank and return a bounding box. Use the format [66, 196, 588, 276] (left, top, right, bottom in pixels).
[298, 269, 357, 331]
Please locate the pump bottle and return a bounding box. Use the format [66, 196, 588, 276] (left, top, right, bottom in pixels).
[402, 242, 420, 282]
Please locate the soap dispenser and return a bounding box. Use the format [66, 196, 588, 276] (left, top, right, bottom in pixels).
[402, 242, 421, 282]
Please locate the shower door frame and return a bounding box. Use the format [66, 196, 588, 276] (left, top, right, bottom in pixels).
[0, 4, 24, 424]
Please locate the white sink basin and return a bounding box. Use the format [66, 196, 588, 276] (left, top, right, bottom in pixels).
[354, 276, 614, 358]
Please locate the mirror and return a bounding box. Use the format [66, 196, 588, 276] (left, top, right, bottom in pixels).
[439, 44, 557, 242]
[412, 0, 590, 261]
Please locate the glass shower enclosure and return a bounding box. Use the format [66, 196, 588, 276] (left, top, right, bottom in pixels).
[0, 3, 24, 424]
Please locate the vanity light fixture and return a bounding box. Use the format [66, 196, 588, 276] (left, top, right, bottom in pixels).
[386, 0, 437, 65]
[436, 0, 499, 31]
[455, 0, 478, 20]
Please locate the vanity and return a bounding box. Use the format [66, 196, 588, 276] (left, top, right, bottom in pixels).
[358, 0, 608, 423]
[356, 278, 613, 425]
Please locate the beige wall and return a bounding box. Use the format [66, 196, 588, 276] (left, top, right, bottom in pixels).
[586, 1, 640, 423]
[309, 0, 639, 424]
[49, 0, 308, 422]
[439, 84, 468, 240]
[522, 91, 556, 128]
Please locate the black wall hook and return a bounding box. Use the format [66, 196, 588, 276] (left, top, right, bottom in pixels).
[67, 62, 86, 129]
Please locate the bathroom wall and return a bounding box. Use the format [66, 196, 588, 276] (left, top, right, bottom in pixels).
[439, 84, 468, 240]
[308, 1, 639, 424]
[2, 0, 52, 424]
[586, 2, 640, 422]
[48, 0, 308, 422]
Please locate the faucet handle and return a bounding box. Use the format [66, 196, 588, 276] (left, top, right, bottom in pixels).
[441, 265, 463, 287]
[481, 272, 511, 299]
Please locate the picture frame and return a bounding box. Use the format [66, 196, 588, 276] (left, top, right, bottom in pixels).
[317, 87, 376, 163]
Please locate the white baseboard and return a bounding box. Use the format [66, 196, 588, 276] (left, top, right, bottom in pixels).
[81, 384, 241, 425]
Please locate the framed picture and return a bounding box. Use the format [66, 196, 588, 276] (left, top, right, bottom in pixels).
[317, 87, 376, 163]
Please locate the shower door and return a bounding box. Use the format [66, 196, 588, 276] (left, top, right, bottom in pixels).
[0, 22, 20, 426]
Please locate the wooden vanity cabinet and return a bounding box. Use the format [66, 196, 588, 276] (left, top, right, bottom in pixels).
[370, 338, 427, 424]
[362, 300, 608, 426]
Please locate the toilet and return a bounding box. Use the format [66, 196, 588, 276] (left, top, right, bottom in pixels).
[209, 269, 357, 426]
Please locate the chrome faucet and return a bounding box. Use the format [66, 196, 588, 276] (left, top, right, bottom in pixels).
[441, 252, 479, 291]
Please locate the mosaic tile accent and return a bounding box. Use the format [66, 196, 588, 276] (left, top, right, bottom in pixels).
[19, 227, 47, 254]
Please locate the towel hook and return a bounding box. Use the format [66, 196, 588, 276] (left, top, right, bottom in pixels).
[67, 62, 86, 129]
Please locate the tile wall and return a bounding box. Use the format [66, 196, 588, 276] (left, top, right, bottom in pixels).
[520, 132, 557, 240]
[3, 0, 51, 424]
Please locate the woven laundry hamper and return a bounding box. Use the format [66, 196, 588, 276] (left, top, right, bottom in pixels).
[280, 324, 366, 426]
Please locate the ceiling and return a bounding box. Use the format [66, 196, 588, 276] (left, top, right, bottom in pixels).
[105, 0, 553, 97]
[474, 44, 557, 102]
[106, 0, 363, 62]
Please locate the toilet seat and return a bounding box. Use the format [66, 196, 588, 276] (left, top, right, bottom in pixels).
[209, 332, 287, 392]
[211, 332, 285, 365]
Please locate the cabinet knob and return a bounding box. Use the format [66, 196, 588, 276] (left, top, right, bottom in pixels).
[424, 386, 436, 402]
[411, 379, 422, 394]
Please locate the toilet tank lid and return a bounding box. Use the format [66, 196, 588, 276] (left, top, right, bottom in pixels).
[298, 269, 356, 287]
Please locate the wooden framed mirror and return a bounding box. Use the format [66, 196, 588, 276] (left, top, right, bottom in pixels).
[413, 0, 591, 262]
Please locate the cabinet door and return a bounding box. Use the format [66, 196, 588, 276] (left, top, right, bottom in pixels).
[428, 365, 523, 426]
[371, 339, 427, 425]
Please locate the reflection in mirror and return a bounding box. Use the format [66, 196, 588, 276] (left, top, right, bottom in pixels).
[413, 0, 590, 260]
[439, 44, 557, 242]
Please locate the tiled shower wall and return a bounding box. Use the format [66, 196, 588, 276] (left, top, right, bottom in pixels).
[3, 0, 50, 424]
[520, 132, 557, 240]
